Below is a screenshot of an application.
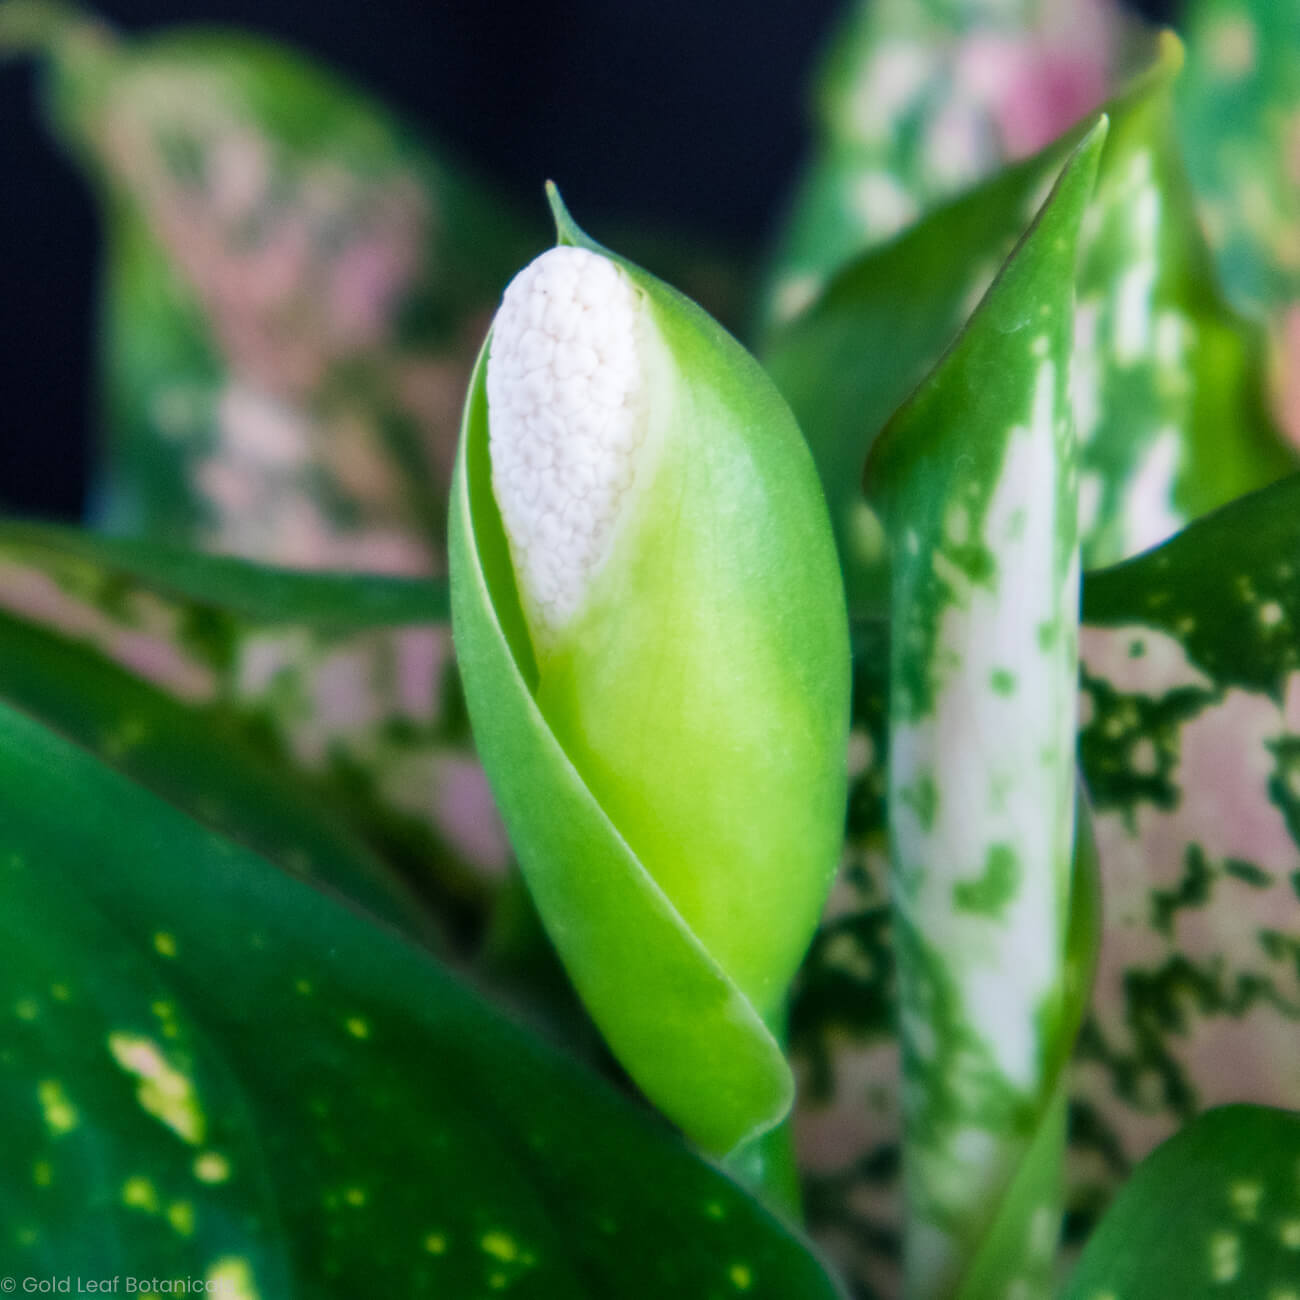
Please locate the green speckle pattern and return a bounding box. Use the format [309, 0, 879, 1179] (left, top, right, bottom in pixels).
[790, 475, 1300, 1298]
[861, 127, 1102, 1297]
[953, 844, 1023, 919]
[1069, 44, 1296, 569]
[758, 0, 1134, 334]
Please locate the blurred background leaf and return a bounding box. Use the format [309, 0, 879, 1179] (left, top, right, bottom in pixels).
[1177, 0, 1300, 447]
[0, 522, 503, 947]
[756, 0, 1152, 336]
[764, 40, 1297, 620]
[3, 1, 541, 571]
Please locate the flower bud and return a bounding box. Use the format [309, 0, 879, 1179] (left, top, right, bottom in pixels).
[450, 190, 851, 1153]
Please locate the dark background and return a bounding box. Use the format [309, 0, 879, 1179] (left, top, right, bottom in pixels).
[0, 0, 1179, 521]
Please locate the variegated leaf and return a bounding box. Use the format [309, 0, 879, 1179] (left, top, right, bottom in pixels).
[1177, 0, 1300, 446]
[1, 2, 539, 571]
[860, 121, 1101, 1299]
[759, 0, 1143, 335]
[1177, 0, 1300, 316]
[0, 524, 509, 941]
[1072, 473, 1300, 1224]
[763, 38, 1296, 621]
[789, 474, 1300, 1299]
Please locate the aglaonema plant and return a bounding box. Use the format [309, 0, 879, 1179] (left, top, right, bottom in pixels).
[5, 4, 1300, 1299]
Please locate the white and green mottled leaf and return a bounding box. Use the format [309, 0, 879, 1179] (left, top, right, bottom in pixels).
[790, 474, 1300, 1299]
[860, 120, 1103, 1299]
[764, 38, 1296, 620]
[758, 0, 1143, 335]
[1177, 0, 1300, 316]
[0, 1, 539, 571]
[1069, 38, 1296, 566]
[1177, 0, 1300, 444]
[1063, 1104, 1300, 1297]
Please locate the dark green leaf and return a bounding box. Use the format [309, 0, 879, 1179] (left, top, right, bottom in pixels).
[1063, 1104, 1300, 1297]
[0, 697, 844, 1297]
[0, 521, 446, 626]
[0, 527, 507, 941]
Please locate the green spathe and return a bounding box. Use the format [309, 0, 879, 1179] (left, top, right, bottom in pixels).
[450, 189, 851, 1153]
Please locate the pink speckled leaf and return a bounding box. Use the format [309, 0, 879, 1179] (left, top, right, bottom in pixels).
[2, 2, 539, 572]
[1072, 474, 1300, 1219]
[759, 0, 1149, 334]
[790, 475, 1300, 1296]
[0, 523, 510, 943]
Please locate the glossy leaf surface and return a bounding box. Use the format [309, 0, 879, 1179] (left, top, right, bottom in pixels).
[1063, 1105, 1300, 1298]
[0, 696, 844, 1299]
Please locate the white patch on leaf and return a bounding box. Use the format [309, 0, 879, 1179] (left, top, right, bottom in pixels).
[1122, 427, 1184, 555]
[1079, 624, 1212, 697]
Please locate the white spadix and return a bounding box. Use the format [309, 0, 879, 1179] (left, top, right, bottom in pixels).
[486, 247, 652, 637]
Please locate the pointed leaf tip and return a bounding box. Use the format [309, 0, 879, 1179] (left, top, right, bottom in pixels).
[546, 182, 595, 250]
[864, 109, 1105, 516]
[1072, 111, 1110, 176]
